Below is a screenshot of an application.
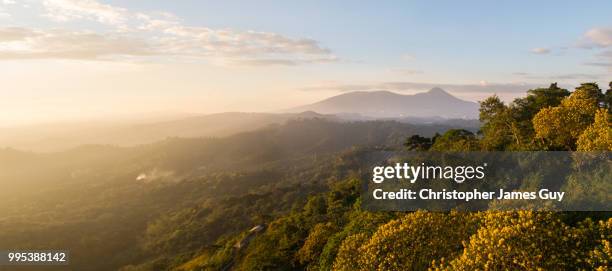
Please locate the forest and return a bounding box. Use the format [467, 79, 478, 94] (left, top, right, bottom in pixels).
[0, 82, 610, 270]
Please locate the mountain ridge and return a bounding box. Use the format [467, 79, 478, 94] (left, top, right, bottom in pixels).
[289, 88, 478, 119]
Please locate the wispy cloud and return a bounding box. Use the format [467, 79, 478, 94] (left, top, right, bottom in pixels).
[390, 68, 424, 75]
[42, 0, 127, 25]
[575, 27, 612, 71]
[514, 72, 605, 80]
[224, 56, 338, 67]
[0, 27, 32, 41]
[580, 27, 612, 48]
[0, 0, 337, 65]
[0, 1, 10, 18]
[0, 27, 153, 60]
[300, 81, 543, 94]
[401, 54, 415, 61]
[583, 49, 612, 70]
[548, 74, 603, 80]
[530, 47, 550, 54]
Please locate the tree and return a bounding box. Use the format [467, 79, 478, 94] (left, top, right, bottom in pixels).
[479, 96, 514, 150]
[533, 83, 602, 150]
[434, 211, 609, 271]
[431, 129, 480, 151]
[332, 233, 369, 271]
[586, 218, 612, 271]
[333, 211, 480, 270]
[296, 222, 336, 268]
[512, 83, 570, 122]
[479, 95, 507, 123]
[404, 134, 434, 150]
[577, 108, 612, 151]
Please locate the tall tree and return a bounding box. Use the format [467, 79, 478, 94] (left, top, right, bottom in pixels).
[479, 96, 514, 150]
[431, 129, 480, 151]
[533, 83, 602, 150]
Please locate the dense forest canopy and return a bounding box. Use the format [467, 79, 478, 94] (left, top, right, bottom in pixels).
[0, 82, 610, 271]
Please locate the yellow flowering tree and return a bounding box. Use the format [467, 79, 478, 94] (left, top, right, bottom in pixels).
[577, 108, 612, 151]
[333, 211, 480, 270]
[296, 222, 337, 268]
[332, 233, 369, 271]
[583, 218, 612, 270]
[433, 211, 605, 271]
[533, 83, 602, 150]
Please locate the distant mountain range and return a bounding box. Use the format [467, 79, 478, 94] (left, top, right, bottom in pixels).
[289, 88, 479, 119]
[0, 88, 480, 152]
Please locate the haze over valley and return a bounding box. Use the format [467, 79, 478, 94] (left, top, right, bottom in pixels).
[0, 88, 480, 152]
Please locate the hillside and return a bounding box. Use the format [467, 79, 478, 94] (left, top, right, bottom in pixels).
[0, 83, 609, 271]
[0, 119, 459, 270]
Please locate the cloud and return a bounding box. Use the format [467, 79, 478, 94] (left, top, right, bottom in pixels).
[154, 26, 332, 58]
[512, 72, 530, 76]
[300, 81, 543, 94]
[584, 62, 612, 67]
[42, 0, 127, 25]
[574, 28, 612, 71]
[391, 68, 424, 75]
[580, 27, 612, 48]
[0, 9, 10, 18]
[0, 3, 10, 18]
[530, 47, 550, 54]
[401, 54, 415, 61]
[548, 74, 603, 80]
[513, 71, 605, 80]
[230, 59, 299, 66]
[584, 50, 612, 69]
[0, 0, 337, 65]
[0, 27, 36, 41]
[0, 27, 153, 60]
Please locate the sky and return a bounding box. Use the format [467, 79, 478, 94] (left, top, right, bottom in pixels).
[0, 0, 610, 126]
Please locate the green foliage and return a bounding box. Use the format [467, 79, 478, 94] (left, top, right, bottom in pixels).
[334, 211, 480, 271]
[317, 210, 396, 270]
[2, 83, 611, 271]
[404, 134, 436, 150]
[533, 83, 602, 150]
[296, 222, 337, 267]
[513, 83, 571, 120]
[3, 119, 444, 270]
[431, 129, 480, 151]
[479, 95, 515, 150]
[479, 83, 571, 150]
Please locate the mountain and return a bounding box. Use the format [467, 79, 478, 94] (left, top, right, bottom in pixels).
[0, 89, 480, 152]
[289, 88, 479, 119]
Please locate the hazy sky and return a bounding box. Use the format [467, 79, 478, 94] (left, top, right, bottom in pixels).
[0, 0, 610, 126]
